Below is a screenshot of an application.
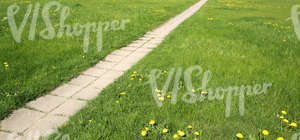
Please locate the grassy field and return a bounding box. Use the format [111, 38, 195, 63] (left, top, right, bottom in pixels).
[47, 0, 300, 139]
[0, 0, 199, 120]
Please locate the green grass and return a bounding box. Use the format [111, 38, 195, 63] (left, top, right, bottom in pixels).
[48, 0, 300, 139]
[0, 0, 199, 120]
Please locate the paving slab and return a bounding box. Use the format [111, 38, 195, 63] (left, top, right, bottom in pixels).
[0, 108, 45, 133]
[26, 95, 66, 113]
[95, 61, 116, 69]
[0, 131, 14, 140]
[82, 67, 107, 77]
[104, 54, 124, 62]
[112, 61, 134, 71]
[50, 84, 82, 98]
[90, 70, 124, 89]
[111, 50, 133, 57]
[69, 75, 97, 87]
[50, 99, 86, 117]
[120, 46, 139, 51]
[72, 86, 102, 100]
[24, 115, 68, 138]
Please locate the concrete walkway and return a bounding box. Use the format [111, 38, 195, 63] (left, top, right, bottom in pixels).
[0, 0, 207, 139]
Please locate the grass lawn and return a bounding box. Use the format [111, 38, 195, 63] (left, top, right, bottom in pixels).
[0, 0, 199, 120]
[47, 0, 300, 139]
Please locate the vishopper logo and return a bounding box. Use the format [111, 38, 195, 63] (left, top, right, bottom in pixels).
[145, 65, 272, 118]
[5, 1, 130, 53]
[289, 5, 300, 42]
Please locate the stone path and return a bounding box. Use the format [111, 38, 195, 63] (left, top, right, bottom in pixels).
[0, 0, 208, 139]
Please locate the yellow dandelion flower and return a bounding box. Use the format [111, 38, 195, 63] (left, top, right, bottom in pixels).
[281, 110, 287, 115]
[88, 120, 93, 123]
[149, 120, 155, 125]
[192, 89, 196, 92]
[194, 131, 200, 136]
[162, 128, 168, 133]
[139, 78, 142, 81]
[289, 122, 297, 127]
[201, 91, 208, 94]
[155, 89, 161, 93]
[262, 130, 269, 136]
[276, 137, 284, 140]
[120, 92, 126, 95]
[141, 130, 147, 136]
[194, 138, 198, 140]
[145, 127, 149, 131]
[159, 97, 165, 101]
[177, 130, 185, 137]
[157, 94, 161, 97]
[279, 116, 284, 119]
[167, 95, 171, 99]
[173, 134, 179, 139]
[187, 125, 193, 129]
[283, 119, 289, 123]
[236, 133, 244, 139]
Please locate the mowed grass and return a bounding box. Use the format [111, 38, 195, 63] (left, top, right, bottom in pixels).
[48, 0, 300, 139]
[0, 0, 199, 120]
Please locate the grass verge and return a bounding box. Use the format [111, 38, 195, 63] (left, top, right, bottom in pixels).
[48, 0, 300, 139]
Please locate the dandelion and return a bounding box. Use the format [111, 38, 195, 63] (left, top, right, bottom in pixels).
[88, 120, 93, 123]
[120, 92, 126, 95]
[145, 127, 150, 131]
[149, 120, 155, 125]
[177, 130, 185, 137]
[187, 125, 193, 129]
[157, 94, 161, 97]
[201, 90, 208, 94]
[162, 128, 168, 133]
[194, 138, 198, 140]
[133, 71, 137, 74]
[276, 137, 284, 140]
[194, 131, 200, 136]
[279, 116, 284, 119]
[281, 110, 287, 115]
[159, 97, 165, 101]
[167, 95, 171, 99]
[3, 62, 8, 69]
[192, 89, 196, 92]
[262, 130, 269, 136]
[141, 130, 147, 136]
[155, 89, 161, 93]
[236, 133, 244, 139]
[289, 122, 297, 127]
[283, 119, 289, 123]
[173, 134, 179, 139]
[139, 78, 143, 81]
